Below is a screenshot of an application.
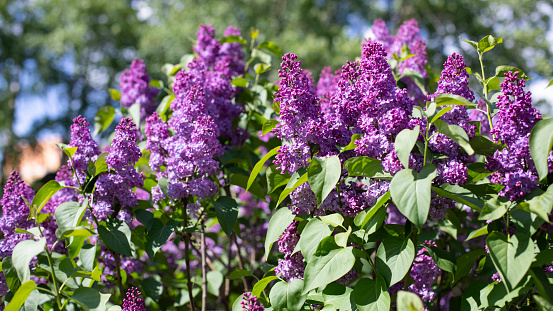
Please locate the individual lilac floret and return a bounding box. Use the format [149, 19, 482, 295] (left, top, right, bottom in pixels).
[241, 292, 265, 311]
[93, 118, 145, 222]
[275, 221, 305, 282]
[120, 58, 159, 117]
[0, 171, 34, 236]
[487, 71, 543, 201]
[408, 241, 441, 303]
[69, 115, 101, 186]
[122, 287, 147, 311]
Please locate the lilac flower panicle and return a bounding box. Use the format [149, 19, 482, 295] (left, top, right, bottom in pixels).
[0, 171, 34, 237]
[487, 71, 543, 201]
[69, 115, 101, 185]
[273, 53, 326, 174]
[241, 292, 265, 311]
[275, 221, 305, 282]
[122, 287, 147, 311]
[93, 118, 145, 221]
[120, 58, 159, 117]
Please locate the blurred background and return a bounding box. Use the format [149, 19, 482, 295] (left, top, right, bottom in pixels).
[1, 0, 552, 187]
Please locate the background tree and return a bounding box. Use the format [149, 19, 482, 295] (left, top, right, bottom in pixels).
[1, 0, 552, 183]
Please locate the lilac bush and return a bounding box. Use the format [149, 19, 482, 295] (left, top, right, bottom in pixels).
[1, 23, 553, 311]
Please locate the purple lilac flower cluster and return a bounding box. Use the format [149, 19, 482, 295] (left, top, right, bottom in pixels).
[372, 19, 427, 77]
[409, 242, 442, 303]
[120, 58, 159, 118]
[273, 53, 327, 174]
[93, 118, 145, 222]
[274, 221, 305, 282]
[241, 292, 265, 311]
[426, 53, 476, 221]
[145, 87, 221, 202]
[371, 19, 428, 102]
[122, 287, 148, 311]
[0, 171, 35, 296]
[487, 71, 544, 201]
[192, 26, 247, 144]
[69, 115, 101, 186]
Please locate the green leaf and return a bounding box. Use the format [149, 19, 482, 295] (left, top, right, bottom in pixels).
[254, 63, 271, 74]
[146, 218, 178, 259]
[252, 276, 279, 298]
[397, 290, 424, 311]
[258, 41, 283, 57]
[108, 88, 121, 101]
[529, 267, 553, 304]
[434, 93, 474, 107]
[516, 185, 553, 222]
[390, 165, 437, 227]
[269, 279, 306, 311]
[231, 77, 248, 88]
[4, 280, 36, 311]
[375, 236, 415, 286]
[308, 155, 341, 207]
[430, 106, 453, 124]
[262, 119, 279, 135]
[469, 135, 503, 156]
[466, 225, 488, 241]
[56, 143, 78, 158]
[213, 196, 239, 237]
[434, 184, 483, 212]
[535, 295, 553, 311]
[495, 65, 531, 81]
[334, 226, 352, 248]
[322, 283, 354, 310]
[264, 208, 296, 260]
[433, 119, 474, 155]
[319, 214, 344, 228]
[12, 238, 46, 282]
[453, 249, 487, 284]
[207, 271, 224, 296]
[343, 156, 384, 178]
[529, 118, 553, 181]
[394, 126, 420, 169]
[228, 269, 255, 280]
[340, 134, 362, 153]
[298, 218, 332, 261]
[277, 172, 308, 206]
[247, 146, 280, 192]
[32, 180, 64, 214]
[97, 220, 133, 256]
[55, 201, 85, 232]
[79, 244, 97, 271]
[353, 276, 390, 311]
[426, 246, 455, 273]
[477, 35, 502, 53]
[266, 165, 289, 194]
[354, 191, 390, 229]
[487, 232, 535, 291]
[478, 194, 509, 221]
[57, 226, 95, 240]
[302, 237, 355, 295]
[156, 94, 175, 117]
[2, 257, 20, 292]
[94, 106, 115, 135]
[71, 287, 111, 311]
[461, 37, 478, 50]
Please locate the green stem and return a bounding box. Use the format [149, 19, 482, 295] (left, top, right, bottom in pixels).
[36, 218, 62, 309]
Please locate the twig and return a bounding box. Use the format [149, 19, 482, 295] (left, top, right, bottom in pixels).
[201, 221, 208, 311]
[233, 236, 250, 291]
[182, 200, 197, 311]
